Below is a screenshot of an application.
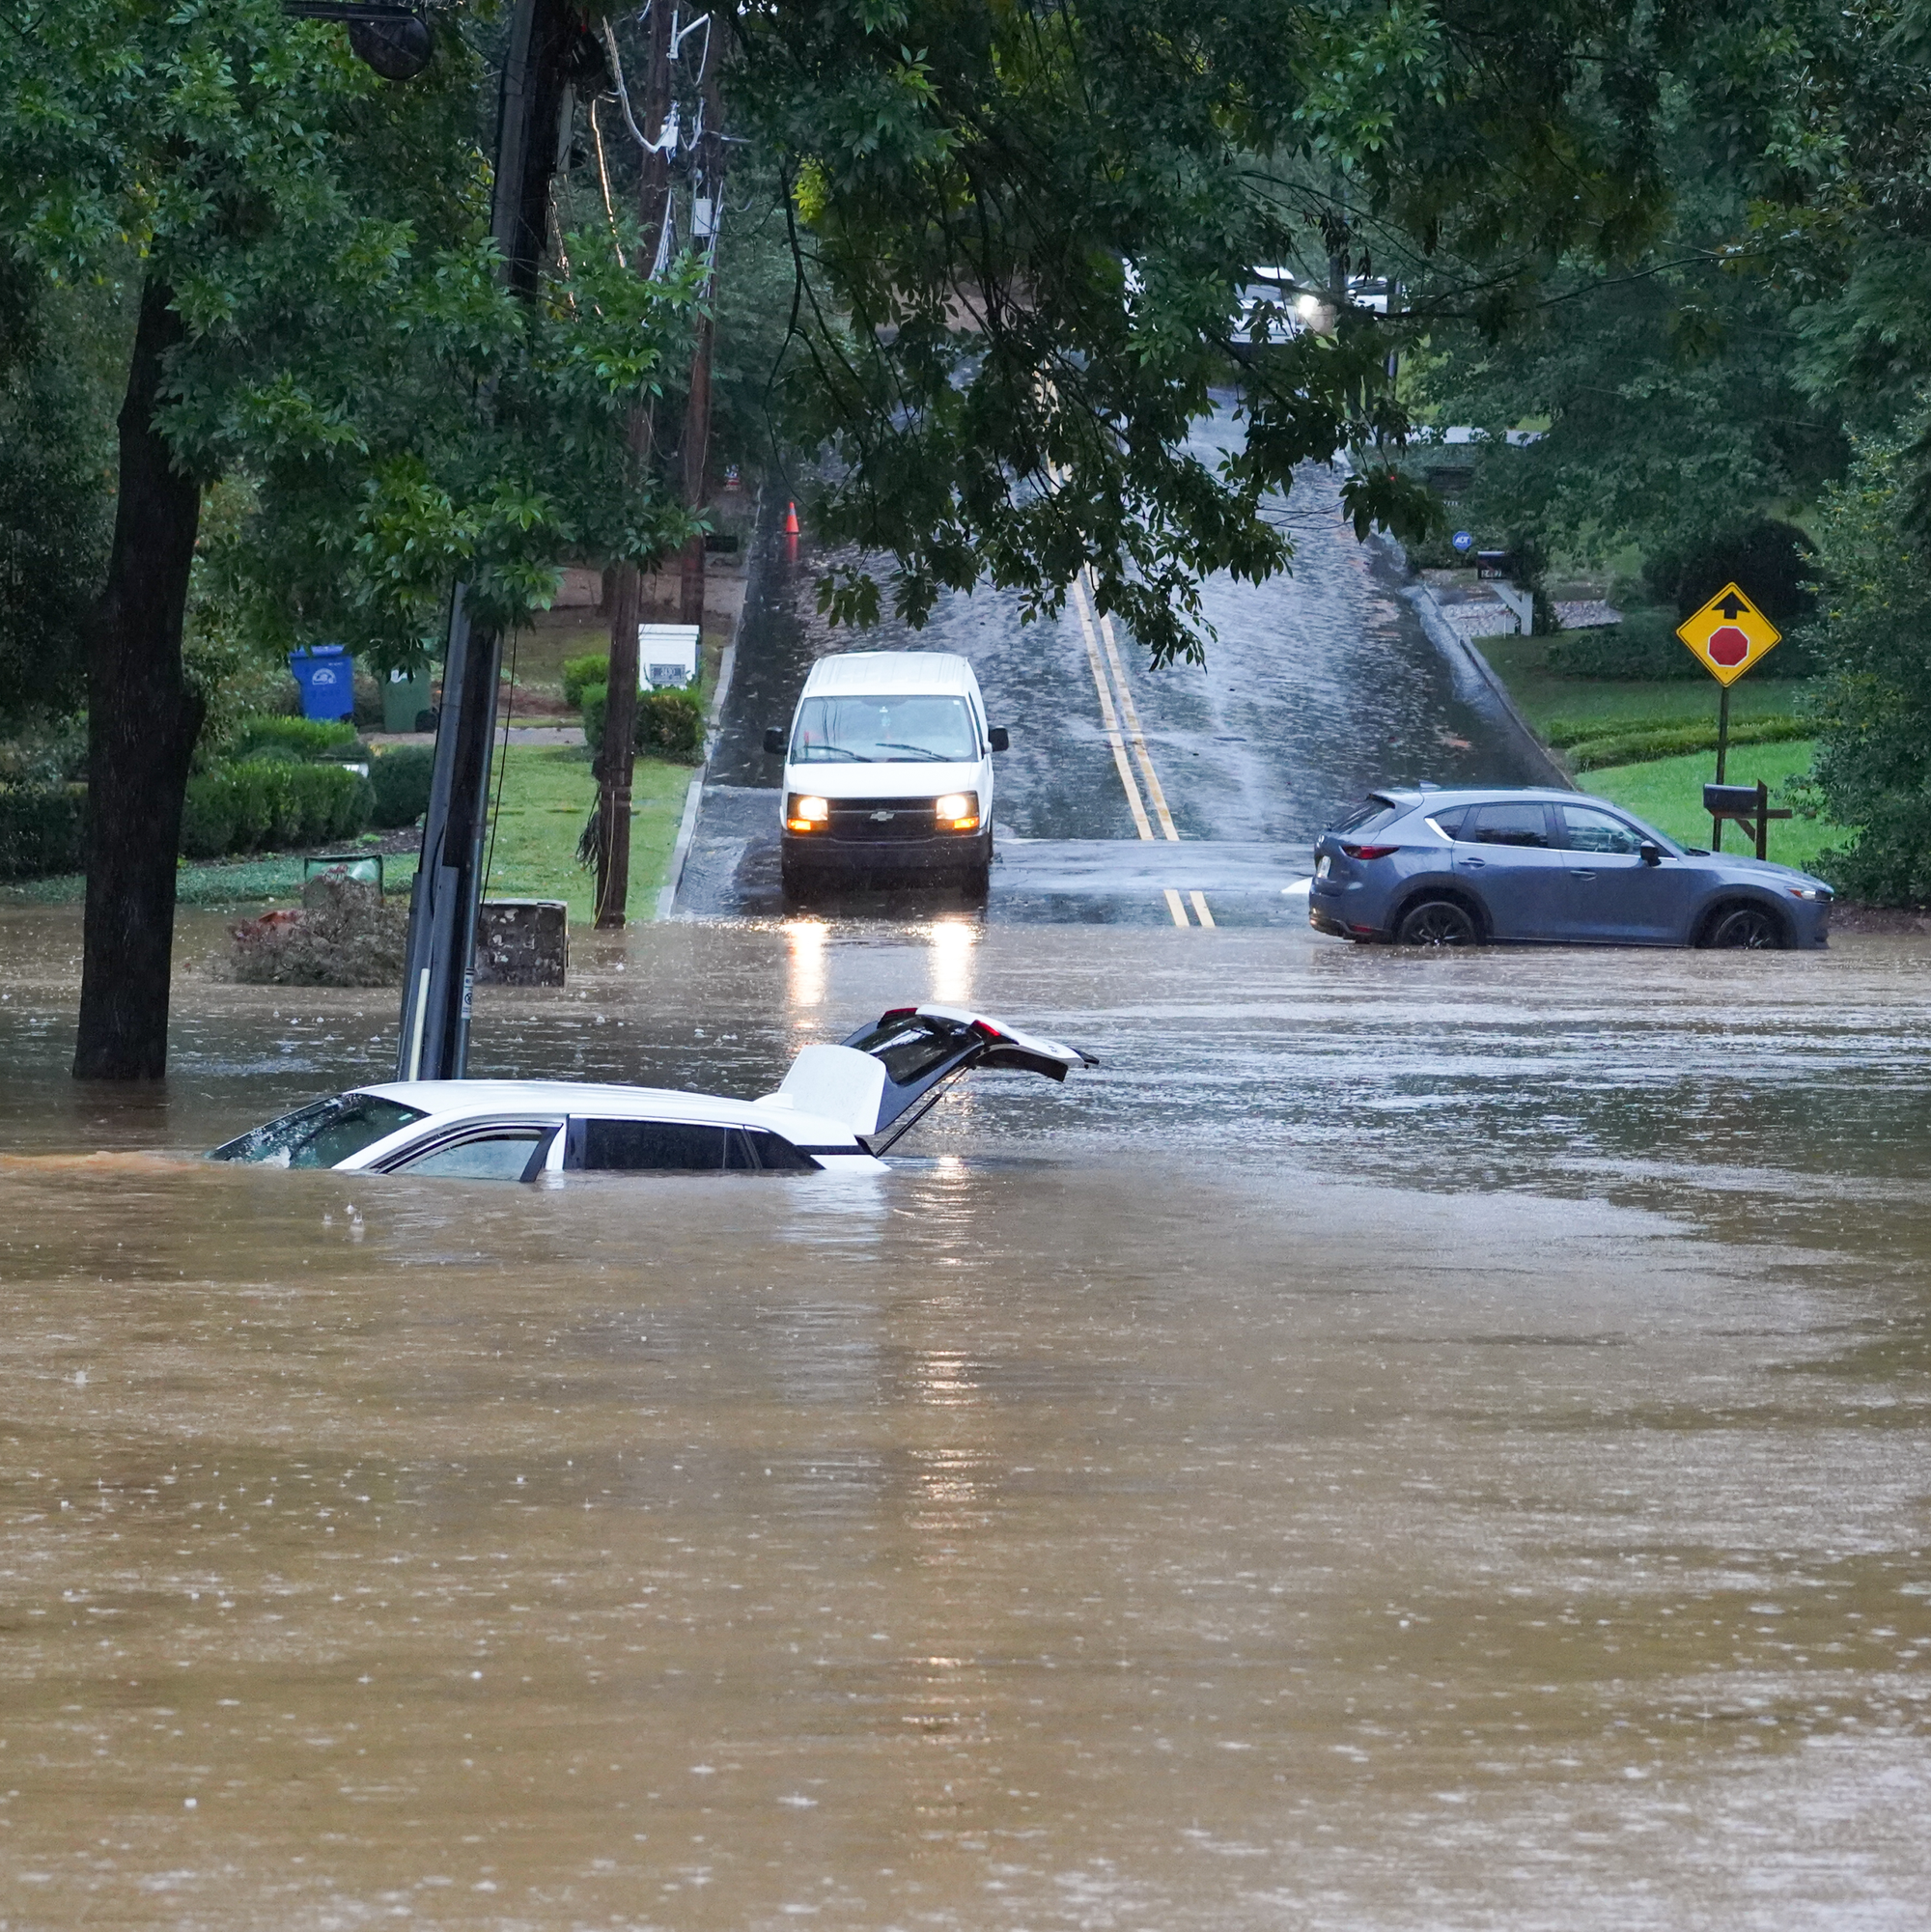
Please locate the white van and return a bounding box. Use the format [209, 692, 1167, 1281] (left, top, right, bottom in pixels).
[763, 651, 1008, 902]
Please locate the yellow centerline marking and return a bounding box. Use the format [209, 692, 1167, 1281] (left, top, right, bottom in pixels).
[1053, 459, 1206, 928]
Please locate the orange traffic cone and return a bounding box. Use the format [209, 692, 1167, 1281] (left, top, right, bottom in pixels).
[784, 500, 800, 535]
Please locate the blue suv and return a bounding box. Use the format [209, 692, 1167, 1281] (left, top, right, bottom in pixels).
[1309, 788, 1833, 949]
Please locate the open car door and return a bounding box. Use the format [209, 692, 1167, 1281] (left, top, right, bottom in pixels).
[767, 1005, 1096, 1153]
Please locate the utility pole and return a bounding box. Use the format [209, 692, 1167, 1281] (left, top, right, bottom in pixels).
[677, 57, 726, 630]
[593, 0, 677, 929]
[395, 0, 576, 1080]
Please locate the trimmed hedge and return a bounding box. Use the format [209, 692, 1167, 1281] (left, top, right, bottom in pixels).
[0, 784, 87, 880]
[561, 653, 610, 706]
[370, 745, 434, 827]
[181, 760, 373, 859]
[1554, 714, 1811, 772]
[226, 714, 360, 761]
[580, 682, 706, 764]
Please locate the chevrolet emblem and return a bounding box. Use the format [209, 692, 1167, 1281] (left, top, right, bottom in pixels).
[870, 809, 894, 823]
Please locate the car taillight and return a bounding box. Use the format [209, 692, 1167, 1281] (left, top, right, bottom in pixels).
[1341, 842, 1399, 859]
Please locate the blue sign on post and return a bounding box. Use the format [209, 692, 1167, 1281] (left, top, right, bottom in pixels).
[1451, 530, 1474, 553]
[289, 645, 354, 721]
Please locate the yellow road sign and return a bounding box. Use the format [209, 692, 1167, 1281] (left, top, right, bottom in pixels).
[1676, 581, 1781, 686]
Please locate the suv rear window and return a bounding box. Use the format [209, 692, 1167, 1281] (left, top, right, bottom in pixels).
[1333, 797, 1402, 838]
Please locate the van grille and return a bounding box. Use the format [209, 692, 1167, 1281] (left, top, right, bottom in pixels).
[822, 797, 941, 841]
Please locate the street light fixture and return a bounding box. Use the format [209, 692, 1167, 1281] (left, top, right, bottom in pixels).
[282, 2, 436, 82]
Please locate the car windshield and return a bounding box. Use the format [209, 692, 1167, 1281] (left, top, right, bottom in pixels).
[210, 1094, 425, 1168]
[791, 695, 978, 764]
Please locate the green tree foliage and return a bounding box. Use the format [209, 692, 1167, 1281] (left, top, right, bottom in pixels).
[1805, 430, 1931, 901]
[0, 265, 120, 722]
[732, 0, 1688, 661]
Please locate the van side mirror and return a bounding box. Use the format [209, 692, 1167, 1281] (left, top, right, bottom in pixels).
[988, 726, 1010, 752]
[1638, 841, 1663, 867]
[763, 726, 785, 756]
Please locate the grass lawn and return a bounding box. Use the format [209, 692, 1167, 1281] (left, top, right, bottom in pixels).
[1586, 738, 1849, 873]
[1, 743, 696, 921]
[479, 743, 692, 922]
[1479, 634, 1813, 735]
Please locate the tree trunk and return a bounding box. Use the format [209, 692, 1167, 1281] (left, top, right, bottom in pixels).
[72, 279, 205, 1081]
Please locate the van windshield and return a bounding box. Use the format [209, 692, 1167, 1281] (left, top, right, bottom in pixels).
[791, 695, 978, 764]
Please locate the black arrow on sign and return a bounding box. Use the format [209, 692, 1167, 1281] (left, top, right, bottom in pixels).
[1716, 589, 1751, 619]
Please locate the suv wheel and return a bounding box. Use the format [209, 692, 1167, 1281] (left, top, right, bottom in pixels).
[1395, 898, 1478, 947]
[1703, 902, 1787, 949]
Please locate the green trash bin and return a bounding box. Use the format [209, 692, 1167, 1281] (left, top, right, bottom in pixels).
[381, 664, 434, 733]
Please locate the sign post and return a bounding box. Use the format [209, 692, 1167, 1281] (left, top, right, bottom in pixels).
[1675, 583, 1781, 851]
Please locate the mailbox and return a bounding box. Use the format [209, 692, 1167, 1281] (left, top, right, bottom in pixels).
[1703, 784, 1764, 815]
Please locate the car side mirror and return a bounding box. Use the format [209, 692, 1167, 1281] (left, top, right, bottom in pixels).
[988, 726, 1010, 752]
[763, 726, 785, 756]
[1639, 841, 1663, 867]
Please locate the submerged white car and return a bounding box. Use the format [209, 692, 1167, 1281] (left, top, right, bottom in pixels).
[210, 1006, 1095, 1179]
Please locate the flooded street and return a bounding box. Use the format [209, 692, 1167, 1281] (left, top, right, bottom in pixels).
[3, 905, 1928, 1927]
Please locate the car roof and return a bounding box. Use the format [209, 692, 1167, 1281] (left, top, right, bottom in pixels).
[350, 1080, 860, 1144]
[799, 651, 979, 699]
[1370, 787, 1581, 809]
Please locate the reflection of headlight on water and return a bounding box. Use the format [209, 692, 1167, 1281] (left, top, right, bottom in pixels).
[787, 916, 828, 1008]
[928, 917, 975, 1005]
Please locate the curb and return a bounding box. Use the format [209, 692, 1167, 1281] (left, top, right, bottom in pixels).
[1400, 576, 1573, 791]
[658, 486, 762, 918]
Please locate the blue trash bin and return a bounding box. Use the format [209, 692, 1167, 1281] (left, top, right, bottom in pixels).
[289, 645, 355, 721]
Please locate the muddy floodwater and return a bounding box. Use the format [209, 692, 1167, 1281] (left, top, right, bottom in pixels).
[2, 904, 1928, 1929]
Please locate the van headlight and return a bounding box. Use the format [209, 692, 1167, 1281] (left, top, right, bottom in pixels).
[786, 794, 830, 832]
[936, 792, 980, 831]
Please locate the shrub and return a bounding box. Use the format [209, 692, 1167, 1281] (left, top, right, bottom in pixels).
[370, 745, 435, 826]
[1560, 715, 1810, 771]
[580, 681, 607, 752]
[639, 686, 706, 762]
[0, 783, 87, 879]
[285, 762, 372, 844]
[1644, 517, 1815, 626]
[180, 770, 238, 859]
[562, 653, 610, 706]
[227, 714, 359, 762]
[580, 683, 707, 764]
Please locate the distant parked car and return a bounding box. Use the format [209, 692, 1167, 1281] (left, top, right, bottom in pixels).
[1308, 788, 1832, 949]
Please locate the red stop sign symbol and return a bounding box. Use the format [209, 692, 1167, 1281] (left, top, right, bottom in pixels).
[1708, 625, 1749, 667]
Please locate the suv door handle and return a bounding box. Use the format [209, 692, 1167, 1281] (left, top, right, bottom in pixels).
[1569, 868, 1596, 880]
[1459, 855, 1486, 868]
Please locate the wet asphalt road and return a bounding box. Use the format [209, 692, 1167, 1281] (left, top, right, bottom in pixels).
[685, 418, 1554, 925]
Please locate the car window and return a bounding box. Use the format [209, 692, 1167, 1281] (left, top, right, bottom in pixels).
[791, 695, 979, 764]
[398, 1130, 548, 1180]
[1425, 805, 1470, 839]
[1558, 804, 1646, 855]
[842, 1012, 974, 1086]
[578, 1119, 735, 1171]
[1463, 802, 1553, 848]
[210, 1094, 426, 1168]
[1334, 797, 1402, 837]
[743, 1129, 822, 1172]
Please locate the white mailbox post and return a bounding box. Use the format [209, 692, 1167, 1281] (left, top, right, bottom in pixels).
[637, 624, 701, 689]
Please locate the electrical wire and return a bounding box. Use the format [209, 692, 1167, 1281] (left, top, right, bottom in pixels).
[480, 626, 518, 904]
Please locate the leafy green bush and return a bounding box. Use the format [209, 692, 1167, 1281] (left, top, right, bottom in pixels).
[226, 714, 360, 762]
[1644, 518, 1814, 625]
[180, 760, 371, 857]
[580, 681, 607, 753]
[0, 783, 87, 879]
[370, 745, 435, 827]
[180, 770, 238, 859]
[562, 654, 610, 706]
[580, 683, 706, 764]
[1546, 606, 1705, 680]
[639, 687, 705, 762]
[1558, 715, 1810, 771]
